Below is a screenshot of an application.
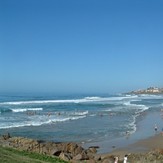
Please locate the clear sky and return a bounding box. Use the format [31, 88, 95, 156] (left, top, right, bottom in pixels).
[0, 0, 163, 94]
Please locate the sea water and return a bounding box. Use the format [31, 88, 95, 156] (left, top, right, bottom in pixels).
[0, 93, 163, 153]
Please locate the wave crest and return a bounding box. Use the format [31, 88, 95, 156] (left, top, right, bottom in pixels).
[0, 95, 139, 105]
[11, 108, 43, 113]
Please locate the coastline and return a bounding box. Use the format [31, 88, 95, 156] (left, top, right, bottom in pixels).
[1, 132, 163, 162]
[83, 109, 163, 154]
[107, 133, 163, 159]
[1, 109, 163, 162]
[0, 93, 163, 162]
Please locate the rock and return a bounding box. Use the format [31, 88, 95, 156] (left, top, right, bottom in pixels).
[89, 146, 99, 149]
[93, 155, 101, 161]
[88, 147, 97, 153]
[42, 142, 57, 155]
[41, 144, 49, 154]
[101, 155, 114, 163]
[2, 133, 11, 140]
[73, 151, 89, 160]
[73, 154, 83, 160]
[59, 152, 72, 161]
[70, 160, 82, 163]
[66, 143, 84, 155]
[75, 146, 85, 155]
[102, 159, 113, 163]
[4, 136, 163, 162]
[50, 148, 61, 156]
[86, 159, 96, 163]
[156, 148, 163, 155]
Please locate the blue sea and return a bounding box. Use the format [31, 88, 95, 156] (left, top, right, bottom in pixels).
[0, 93, 163, 153]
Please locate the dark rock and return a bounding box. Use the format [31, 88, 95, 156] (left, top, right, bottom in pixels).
[2, 133, 11, 140]
[89, 146, 99, 149]
[50, 149, 61, 156]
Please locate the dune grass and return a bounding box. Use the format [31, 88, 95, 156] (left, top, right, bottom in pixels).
[0, 146, 69, 163]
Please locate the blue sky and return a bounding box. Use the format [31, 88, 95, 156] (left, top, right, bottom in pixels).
[0, 0, 163, 94]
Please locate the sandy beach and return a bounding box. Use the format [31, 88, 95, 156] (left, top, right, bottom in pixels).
[108, 110, 163, 159]
[103, 133, 163, 160]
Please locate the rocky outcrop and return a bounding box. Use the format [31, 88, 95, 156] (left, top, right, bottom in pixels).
[1, 134, 163, 163]
[0, 135, 102, 162]
[124, 150, 163, 163]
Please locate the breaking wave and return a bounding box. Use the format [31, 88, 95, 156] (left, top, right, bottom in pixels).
[0, 108, 43, 113]
[11, 108, 43, 113]
[124, 100, 149, 112]
[123, 100, 149, 135]
[0, 115, 86, 129]
[72, 111, 88, 116]
[0, 95, 139, 105]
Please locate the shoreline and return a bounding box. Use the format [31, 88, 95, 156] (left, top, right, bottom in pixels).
[1, 132, 163, 162]
[83, 110, 163, 154]
[0, 94, 163, 162]
[106, 133, 163, 159]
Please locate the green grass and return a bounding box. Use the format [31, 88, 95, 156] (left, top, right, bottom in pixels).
[0, 146, 69, 163]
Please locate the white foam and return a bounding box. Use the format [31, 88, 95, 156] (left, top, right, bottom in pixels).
[102, 109, 112, 112]
[73, 111, 88, 116]
[125, 115, 137, 135]
[0, 99, 82, 105]
[84, 96, 101, 100]
[11, 108, 43, 113]
[123, 100, 149, 135]
[0, 114, 86, 129]
[0, 95, 139, 105]
[50, 116, 86, 123]
[124, 100, 149, 112]
[0, 123, 31, 129]
[139, 94, 163, 99]
[123, 99, 141, 105]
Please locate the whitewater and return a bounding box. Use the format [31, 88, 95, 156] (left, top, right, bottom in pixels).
[0, 93, 163, 153]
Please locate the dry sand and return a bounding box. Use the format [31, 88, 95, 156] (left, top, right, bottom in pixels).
[101, 133, 163, 160]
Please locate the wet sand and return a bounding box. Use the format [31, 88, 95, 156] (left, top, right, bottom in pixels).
[83, 110, 163, 155]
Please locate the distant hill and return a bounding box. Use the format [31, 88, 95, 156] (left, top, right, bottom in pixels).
[128, 87, 163, 94]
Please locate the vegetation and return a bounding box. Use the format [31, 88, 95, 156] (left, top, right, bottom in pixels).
[0, 146, 69, 163]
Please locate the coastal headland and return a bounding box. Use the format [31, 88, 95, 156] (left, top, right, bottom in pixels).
[128, 87, 163, 94]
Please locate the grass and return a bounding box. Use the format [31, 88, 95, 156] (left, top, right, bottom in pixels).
[0, 146, 69, 163]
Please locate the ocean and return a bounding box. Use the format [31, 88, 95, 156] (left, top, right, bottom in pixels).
[0, 93, 163, 153]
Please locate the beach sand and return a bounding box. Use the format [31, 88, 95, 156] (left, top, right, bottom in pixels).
[83, 110, 163, 155]
[103, 133, 163, 160]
